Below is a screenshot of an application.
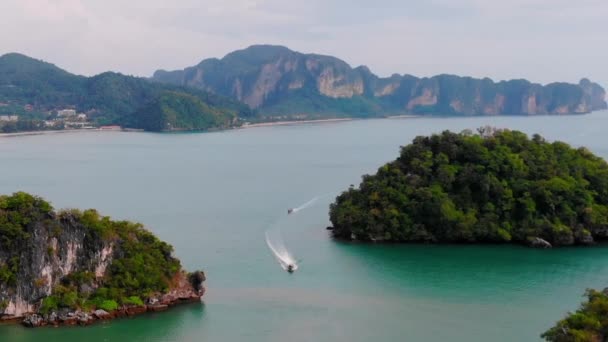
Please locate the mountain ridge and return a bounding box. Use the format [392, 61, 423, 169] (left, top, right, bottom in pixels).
[152, 44, 607, 117]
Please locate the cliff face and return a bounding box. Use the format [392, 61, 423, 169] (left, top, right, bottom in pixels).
[0, 193, 204, 324]
[1, 213, 113, 317]
[153, 45, 607, 116]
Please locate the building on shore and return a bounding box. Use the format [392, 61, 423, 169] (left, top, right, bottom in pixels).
[0, 115, 19, 122]
[57, 109, 77, 117]
[99, 125, 122, 130]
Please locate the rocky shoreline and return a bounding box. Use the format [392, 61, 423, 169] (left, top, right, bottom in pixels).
[19, 287, 204, 328]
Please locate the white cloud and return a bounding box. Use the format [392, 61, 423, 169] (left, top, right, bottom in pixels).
[0, 0, 606, 87]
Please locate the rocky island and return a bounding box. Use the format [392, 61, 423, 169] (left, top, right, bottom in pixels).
[0, 192, 205, 327]
[329, 128, 608, 247]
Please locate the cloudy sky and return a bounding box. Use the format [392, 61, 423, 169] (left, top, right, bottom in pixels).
[1, 0, 606, 86]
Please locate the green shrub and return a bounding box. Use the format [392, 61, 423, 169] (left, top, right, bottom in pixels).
[122, 296, 144, 306]
[97, 299, 119, 312]
[39, 296, 59, 315]
[543, 289, 608, 341]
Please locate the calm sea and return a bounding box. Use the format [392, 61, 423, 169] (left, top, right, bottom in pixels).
[1, 112, 608, 341]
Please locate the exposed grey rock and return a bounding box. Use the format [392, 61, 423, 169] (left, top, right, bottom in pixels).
[47, 311, 58, 324]
[528, 237, 553, 249]
[79, 283, 94, 296]
[577, 232, 595, 245]
[22, 314, 43, 327]
[0, 212, 114, 319]
[93, 309, 110, 319]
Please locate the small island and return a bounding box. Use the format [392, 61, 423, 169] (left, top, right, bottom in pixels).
[543, 288, 608, 341]
[0, 192, 205, 327]
[329, 127, 608, 247]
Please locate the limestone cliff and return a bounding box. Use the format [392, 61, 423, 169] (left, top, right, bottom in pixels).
[152, 45, 607, 117]
[0, 192, 205, 326]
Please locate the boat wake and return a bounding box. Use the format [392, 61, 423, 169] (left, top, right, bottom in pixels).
[266, 194, 337, 272]
[265, 229, 298, 272]
[289, 197, 318, 214]
[289, 193, 335, 215]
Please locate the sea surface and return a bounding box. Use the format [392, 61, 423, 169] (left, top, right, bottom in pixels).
[1, 112, 608, 341]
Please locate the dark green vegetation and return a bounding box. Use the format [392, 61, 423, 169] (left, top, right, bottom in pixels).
[153, 45, 607, 117]
[329, 128, 608, 246]
[0, 192, 197, 314]
[543, 289, 608, 341]
[125, 91, 237, 131]
[0, 53, 253, 132]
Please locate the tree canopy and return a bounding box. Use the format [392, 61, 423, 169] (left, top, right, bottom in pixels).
[543, 289, 608, 341]
[329, 128, 608, 246]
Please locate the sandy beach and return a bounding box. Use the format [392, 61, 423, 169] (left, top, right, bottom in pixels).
[239, 118, 354, 129]
[0, 116, 420, 137]
[0, 128, 123, 138]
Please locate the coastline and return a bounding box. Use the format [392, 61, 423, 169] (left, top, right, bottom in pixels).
[0, 128, 142, 138]
[17, 292, 203, 328]
[239, 118, 354, 129]
[10, 113, 566, 137]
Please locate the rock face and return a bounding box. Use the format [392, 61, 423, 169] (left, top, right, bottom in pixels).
[152, 45, 607, 116]
[0, 209, 112, 318]
[0, 192, 205, 326]
[528, 237, 553, 249]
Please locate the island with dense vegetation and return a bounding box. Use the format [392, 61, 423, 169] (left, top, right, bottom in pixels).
[0, 192, 205, 327]
[329, 128, 608, 247]
[543, 288, 608, 341]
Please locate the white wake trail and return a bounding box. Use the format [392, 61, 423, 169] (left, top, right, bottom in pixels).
[265, 229, 298, 271]
[290, 193, 334, 214]
[266, 193, 337, 272]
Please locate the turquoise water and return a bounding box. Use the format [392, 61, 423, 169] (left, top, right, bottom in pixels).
[1, 112, 608, 341]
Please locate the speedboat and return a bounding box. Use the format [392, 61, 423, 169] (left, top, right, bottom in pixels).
[288, 208, 294, 215]
[287, 264, 295, 273]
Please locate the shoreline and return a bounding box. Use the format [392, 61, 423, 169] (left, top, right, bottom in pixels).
[239, 118, 354, 129]
[1, 286, 205, 328]
[0, 128, 141, 138]
[0, 115, 419, 137]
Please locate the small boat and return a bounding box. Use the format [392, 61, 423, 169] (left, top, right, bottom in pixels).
[288, 208, 294, 215]
[287, 264, 295, 273]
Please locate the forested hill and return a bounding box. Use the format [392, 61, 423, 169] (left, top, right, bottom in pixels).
[152, 45, 607, 118]
[0, 53, 253, 131]
[329, 128, 608, 247]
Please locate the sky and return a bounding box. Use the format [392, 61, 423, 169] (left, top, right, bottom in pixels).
[1, 0, 607, 86]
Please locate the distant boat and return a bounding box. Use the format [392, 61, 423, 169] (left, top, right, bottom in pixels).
[288, 208, 294, 215]
[286, 264, 296, 273]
